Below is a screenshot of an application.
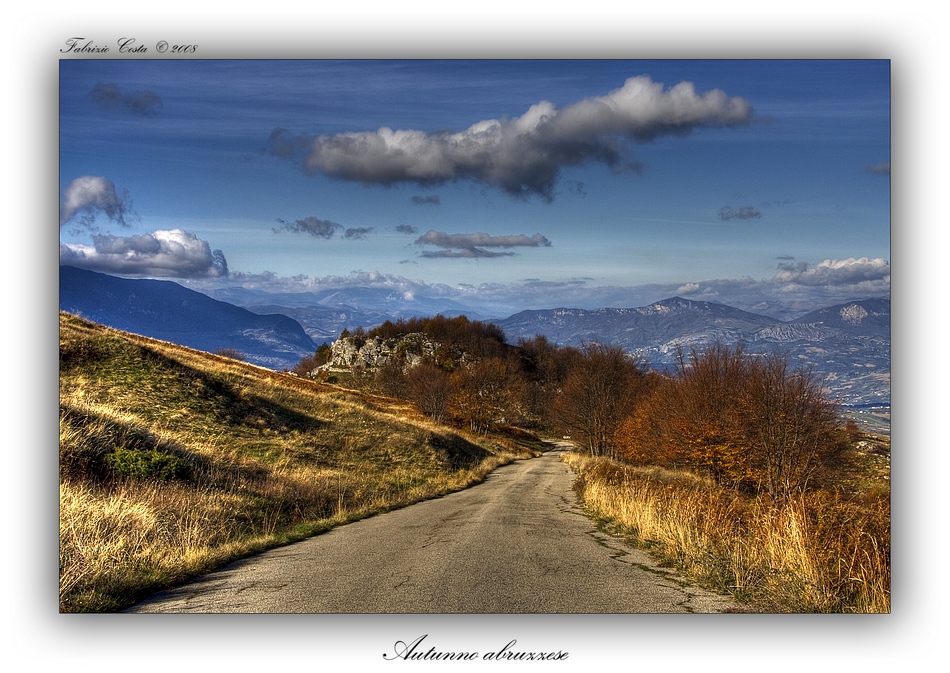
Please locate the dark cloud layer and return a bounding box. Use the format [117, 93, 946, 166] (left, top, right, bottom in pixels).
[274, 216, 344, 239]
[419, 249, 517, 259]
[718, 205, 762, 221]
[268, 75, 754, 200]
[89, 83, 164, 116]
[414, 230, 551, 258]
[275, 217, 377, 241]
[344, 227, 374, 240]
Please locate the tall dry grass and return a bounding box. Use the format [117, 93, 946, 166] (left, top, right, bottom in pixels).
[60, 479, 254, 611]
[563, 452, 889, 613]
[60, 410, 527, 612]
[59, 313, 538, 612]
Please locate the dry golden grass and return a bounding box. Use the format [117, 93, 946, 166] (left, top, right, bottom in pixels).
[59, 313, 539, 612]
[563, 451, 889, 613]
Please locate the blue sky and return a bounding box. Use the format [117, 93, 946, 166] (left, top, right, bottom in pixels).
[59, 59, 890, 317]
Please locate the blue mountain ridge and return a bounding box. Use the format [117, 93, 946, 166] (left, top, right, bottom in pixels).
[59, 266, 317, 370]
[496, 296, 890, 409]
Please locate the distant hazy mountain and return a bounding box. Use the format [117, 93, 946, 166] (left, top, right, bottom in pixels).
[205, 285, 485, 341]
[752, 298, 890, 410]
[498, 297, 781, 352]
[59, 266, 317, 370]
[788, 297, 890, 331]
[498, 296, 890, 408]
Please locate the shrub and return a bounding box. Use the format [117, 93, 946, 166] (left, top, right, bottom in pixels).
[291, 342, 332, 377]
[105, 446, 193, 481]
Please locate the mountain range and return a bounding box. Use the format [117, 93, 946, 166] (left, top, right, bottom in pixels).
[205, 285, 483, 341]
[59, 266, 890, 414]
[496, 296, 890, 410]
[59, 266, 317, 370]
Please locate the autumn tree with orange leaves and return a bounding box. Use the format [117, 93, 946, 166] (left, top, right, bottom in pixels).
[614, 344, 846, 500]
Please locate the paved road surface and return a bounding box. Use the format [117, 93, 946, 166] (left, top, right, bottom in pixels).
[127, 445, 740, 613]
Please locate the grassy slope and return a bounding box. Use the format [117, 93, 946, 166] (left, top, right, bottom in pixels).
[59, 312, 542, 612]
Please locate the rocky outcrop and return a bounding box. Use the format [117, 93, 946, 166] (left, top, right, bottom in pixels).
[314, 333, 442, 374]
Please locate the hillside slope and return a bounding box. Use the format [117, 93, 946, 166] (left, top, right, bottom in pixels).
[59, 312, 539, 612]
[59, 265, 317, 370]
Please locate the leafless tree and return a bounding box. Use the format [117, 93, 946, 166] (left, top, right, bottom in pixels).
[374, 357, 407, 398]
[741, 353, 844, 501]
[449, 357, 521, 434]
[553, 343, 650, 458]
[404, 360, 452, 423]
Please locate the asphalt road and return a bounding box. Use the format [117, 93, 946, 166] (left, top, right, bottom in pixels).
[126, 445, 740, 613]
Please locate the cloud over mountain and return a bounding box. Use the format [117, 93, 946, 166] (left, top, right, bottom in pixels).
[773, 257, 890, 287]
[60, 229, 229, 278]
[268, 75, 754, 200]
[179, 251, 889, 320]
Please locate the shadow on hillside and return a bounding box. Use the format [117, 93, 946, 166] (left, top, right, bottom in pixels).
[59, 402, 220, 483]
[425, 432, 491, 470]
[132, 344, 331, 433]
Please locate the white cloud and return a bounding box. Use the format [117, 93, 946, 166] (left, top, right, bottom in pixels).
[60, 176, 135, 228]
[773, 258, 890, 287]
[269, 75, 754, 200]
[60, 229, 228, 278]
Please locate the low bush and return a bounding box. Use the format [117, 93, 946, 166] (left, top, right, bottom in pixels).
[105, 446, 192, 481]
